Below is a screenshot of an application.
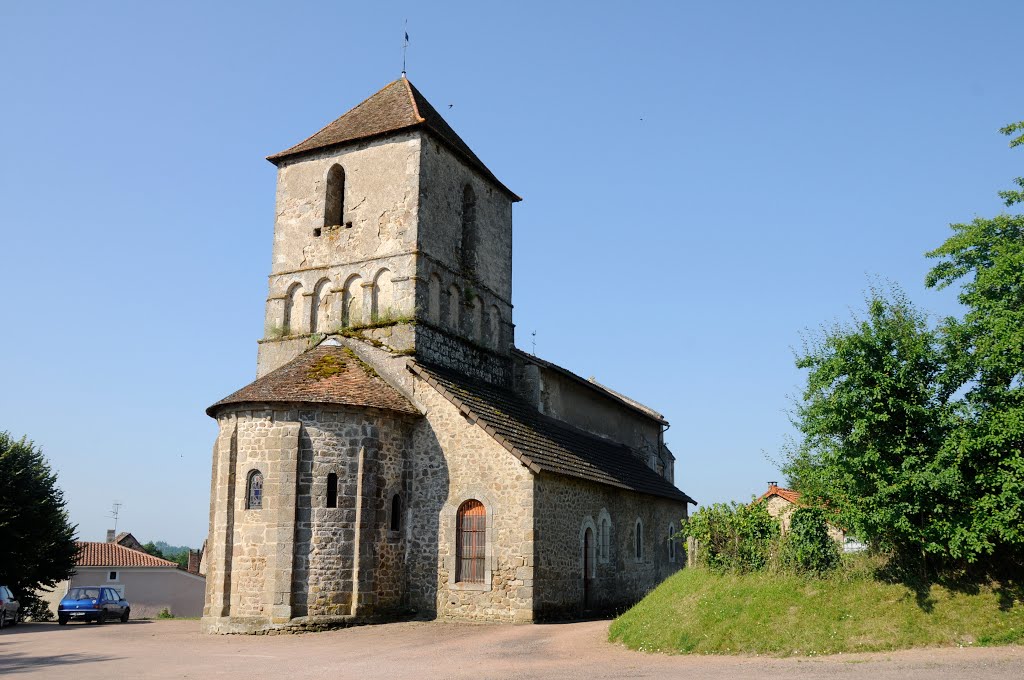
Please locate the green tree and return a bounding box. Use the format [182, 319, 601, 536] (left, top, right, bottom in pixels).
[922, 121, 1024, 566]
[141, 542, 166, 560]
[785, 122, 1024, 573]
[0, 432, 79, 610]
[783, 291, 957, 569]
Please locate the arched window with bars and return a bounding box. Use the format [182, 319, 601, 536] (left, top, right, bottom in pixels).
[456, 499, 486, 583]
[246, 470, 264, 510]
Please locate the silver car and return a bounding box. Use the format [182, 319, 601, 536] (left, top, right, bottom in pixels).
[0, 585, 20, 628]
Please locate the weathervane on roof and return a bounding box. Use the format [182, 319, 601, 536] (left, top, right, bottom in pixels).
[401, 20, 409, 76]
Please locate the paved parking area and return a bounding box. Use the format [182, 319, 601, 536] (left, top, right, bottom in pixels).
[1, 618, 1022, 679]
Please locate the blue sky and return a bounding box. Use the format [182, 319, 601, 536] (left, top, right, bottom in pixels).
[2, 1, 1021, 547]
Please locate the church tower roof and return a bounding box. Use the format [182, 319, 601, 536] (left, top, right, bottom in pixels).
[268, 76, 520, 201]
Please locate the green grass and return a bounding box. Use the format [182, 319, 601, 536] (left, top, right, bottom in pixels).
[608, 566, 1024, 656]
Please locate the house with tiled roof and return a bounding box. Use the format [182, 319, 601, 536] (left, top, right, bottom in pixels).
[42, 533, 205, 618]
[756, 483, 845, 544]
[202, 75, 696, 634]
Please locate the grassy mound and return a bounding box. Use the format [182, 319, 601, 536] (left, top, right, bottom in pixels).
[608, 566, 1024, 656]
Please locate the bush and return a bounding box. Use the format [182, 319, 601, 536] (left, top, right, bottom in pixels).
[157, 607, 174, 619]
[21, 593, 55, 621]
[780, 507, 839, 574]
[682, 501, 780, 572]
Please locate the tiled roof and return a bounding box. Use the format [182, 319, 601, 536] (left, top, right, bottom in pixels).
[757, 484, 801, 505]
[267, 77, 520, 201]
[76, 542, 179, 568]
[510, 348, 667, 425]
[410, 362, 695, 504]
[208, 344, 419, 416]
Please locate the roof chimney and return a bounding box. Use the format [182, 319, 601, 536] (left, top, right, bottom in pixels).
[105, 529, 115, 543]
[767, 481, 778, 490]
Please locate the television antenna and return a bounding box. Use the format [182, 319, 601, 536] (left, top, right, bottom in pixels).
[108, 501, 123, 533]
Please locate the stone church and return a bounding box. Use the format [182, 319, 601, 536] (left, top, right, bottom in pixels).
[201, 76, 695, 634]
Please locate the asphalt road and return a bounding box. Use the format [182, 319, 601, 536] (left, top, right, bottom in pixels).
[1, 618, 1022, 679]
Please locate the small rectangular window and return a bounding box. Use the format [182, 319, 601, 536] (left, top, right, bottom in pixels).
[326, 472, 338, 508]
[108, 571, 118, 581]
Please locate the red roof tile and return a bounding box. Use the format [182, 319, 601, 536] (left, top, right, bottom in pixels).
[757, 483, 801, 505]
[75, 542, 179, 568]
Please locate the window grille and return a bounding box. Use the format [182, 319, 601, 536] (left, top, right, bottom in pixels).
[456, 500, 486, 583]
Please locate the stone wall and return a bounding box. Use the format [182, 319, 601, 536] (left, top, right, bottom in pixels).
[532, 474, 687, 620]
[406, 372, 535, 623]
[202, 402, 417, 634]
[413, 324, 512, 387]
[417, 134, 514, 307]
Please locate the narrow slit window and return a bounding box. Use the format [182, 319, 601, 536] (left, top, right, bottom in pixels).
[326, 472, 338, 509]
[460, 184, 477, 272]
[456, 499, 486, 583]
[390, 494, 402, 532]
[635, 519, 643, 560]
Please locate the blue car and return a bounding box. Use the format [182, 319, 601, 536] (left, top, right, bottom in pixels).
[58, 587, 130, 625]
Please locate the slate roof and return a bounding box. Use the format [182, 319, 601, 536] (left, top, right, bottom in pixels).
[757, 483, 801, 505]
[510, 348, 667, 425]
[409, 362, 695, 504]
[207, 345, 419, 416]
[268, 77, 520, 201]
[76, 542, 179, 568]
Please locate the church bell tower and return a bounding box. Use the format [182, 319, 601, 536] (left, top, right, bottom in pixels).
[255, 76, 520, 385]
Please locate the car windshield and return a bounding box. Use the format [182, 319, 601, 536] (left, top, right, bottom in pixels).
[66, 588, 101, 600]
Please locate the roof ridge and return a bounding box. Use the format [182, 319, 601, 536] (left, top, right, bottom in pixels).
[401, 75, 426, 123]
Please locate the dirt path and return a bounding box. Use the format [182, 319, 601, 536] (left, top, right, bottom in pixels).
[1, 619, 1022, 679]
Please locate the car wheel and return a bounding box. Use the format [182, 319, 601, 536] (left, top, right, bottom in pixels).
[58, 616, 68, 626]
[120, 608, 130, 623]
[95, 611, 105, 625]
[9, 611, 17, 626]
[0, 610, 6, 629]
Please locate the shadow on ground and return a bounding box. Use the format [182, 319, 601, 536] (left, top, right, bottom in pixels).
[876, 558, 1024, 613]
[0, 650, 118, 675]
